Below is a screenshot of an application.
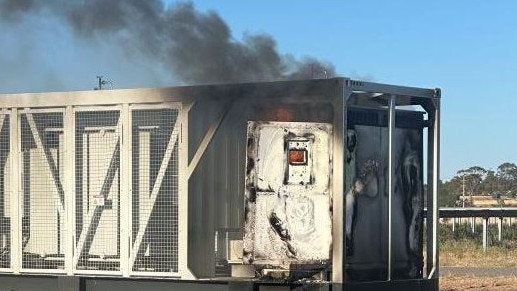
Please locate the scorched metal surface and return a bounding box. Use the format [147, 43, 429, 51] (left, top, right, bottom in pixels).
[243, 122, 332, 269]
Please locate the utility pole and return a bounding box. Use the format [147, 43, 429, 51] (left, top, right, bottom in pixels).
[462, 175, 465, 207]
[462, 175, 476, 233]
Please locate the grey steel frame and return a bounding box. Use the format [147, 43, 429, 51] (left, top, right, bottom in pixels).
[0, 78, 440, 291]
[429, 207, 517, 218]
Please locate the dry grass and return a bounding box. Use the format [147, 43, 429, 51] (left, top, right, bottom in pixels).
[440, 239, 517, 267]
[440, 237, 517, 290]
[440, 276, 517, 291]
[467, 195, 517, 207]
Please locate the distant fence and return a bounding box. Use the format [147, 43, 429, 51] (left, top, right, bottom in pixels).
[425, 207, 517, 251]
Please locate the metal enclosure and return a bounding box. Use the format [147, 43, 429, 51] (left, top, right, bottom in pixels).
[0, 78, 440, 291]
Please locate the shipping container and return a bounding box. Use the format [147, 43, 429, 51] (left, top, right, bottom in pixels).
[0, 78, 440, 291]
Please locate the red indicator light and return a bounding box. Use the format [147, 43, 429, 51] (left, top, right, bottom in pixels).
[289, 149, 307, 165]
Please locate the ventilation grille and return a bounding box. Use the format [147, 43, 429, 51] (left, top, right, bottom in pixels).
[0, 112, 10, 269]
[130, 108, 179, 273]
[20, 111, 65, 270]
[74, 110, 121, 272]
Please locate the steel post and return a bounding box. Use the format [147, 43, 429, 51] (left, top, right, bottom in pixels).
[483, 218, 488, 252]
[387, 95, 396, 281]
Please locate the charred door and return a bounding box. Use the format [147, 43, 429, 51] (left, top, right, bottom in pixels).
[345, 108, 424, 281]
[243, 121, 333, 273]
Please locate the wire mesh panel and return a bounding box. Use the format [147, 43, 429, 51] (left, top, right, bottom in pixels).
[0, 111, 10, 270]
[75, 110, 121, 272]
[19, 110, 65, 271]
[130, 107, 179, 274]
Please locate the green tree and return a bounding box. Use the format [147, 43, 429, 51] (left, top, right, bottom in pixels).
[439, 179, 459, 207]
[482, 170, 498, 195]
[457, 166, 487, 196]
[496, 162, 517, 197]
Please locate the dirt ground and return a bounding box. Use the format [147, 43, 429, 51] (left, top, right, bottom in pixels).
[440, 276, 517, 291]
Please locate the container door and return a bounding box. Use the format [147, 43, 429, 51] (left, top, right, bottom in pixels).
[344, 108, 424, 281]
[243, 121, 333, 270]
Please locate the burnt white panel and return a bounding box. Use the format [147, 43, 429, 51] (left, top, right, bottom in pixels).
[243, 121, 332, 267]
[252, 193, 332, 262]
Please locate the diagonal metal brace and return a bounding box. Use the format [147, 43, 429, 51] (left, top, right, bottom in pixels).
[74, 118, 122, 267]
[0, 113, 6, 134]
[187, 99, 235, 179]
[129, 117, 180, 269]
[25, 112, 65, 215]
[74, 140, 120, 266]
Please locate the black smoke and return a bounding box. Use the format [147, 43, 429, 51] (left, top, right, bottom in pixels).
[0, 0, 335, 85]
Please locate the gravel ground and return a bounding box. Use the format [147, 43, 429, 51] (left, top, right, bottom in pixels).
[442, 266, 517, 277]
[440, 267, 517, 291]
[440, 276, 517, 291]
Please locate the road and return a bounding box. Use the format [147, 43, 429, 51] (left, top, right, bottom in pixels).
[441, 266, 517, 277]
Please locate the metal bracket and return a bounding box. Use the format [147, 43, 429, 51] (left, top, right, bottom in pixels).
[187, 100, 234, 179]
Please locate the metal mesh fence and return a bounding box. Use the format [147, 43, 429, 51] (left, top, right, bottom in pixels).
[20, 111, 65, 270]
[75, 110, 121, 272]
[130, 108, 179, 273]
[0, 112, 10, 269]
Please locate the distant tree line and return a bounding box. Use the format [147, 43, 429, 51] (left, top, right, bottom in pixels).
[440, 163, 517, 207]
